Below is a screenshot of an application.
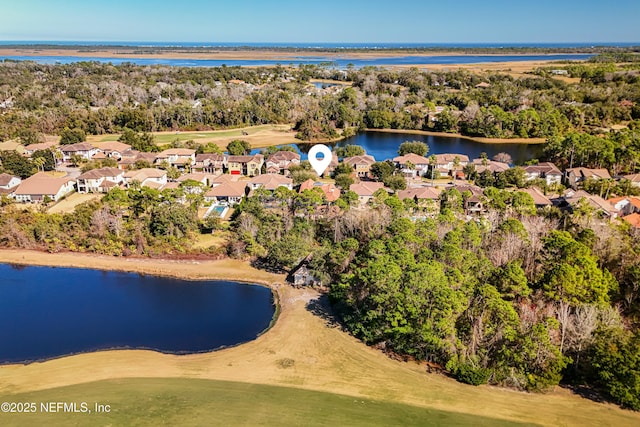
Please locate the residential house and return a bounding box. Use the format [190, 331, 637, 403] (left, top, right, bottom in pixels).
[95, 141, 132, 160]
[299, 179, 340, 202]
[453, 183, 484, 198]
[0, 173, 22, 192]
[117, 151, 157, 170]
[343, 155, 376, 178]
[248, 174, 293, 191]
[465, 195, 484, 215]
[607, 196, 640, 216]
[177, 172, 217, 187]
[523, 162, 562, 186]
[60, 142, 99, 162]
[265, 151, 301, 175]
[562, 190, 618, 218]
[22, 141, 57, 157]
[287, 261, 319, 287]
[210, 174, 238, 187]
[623, 213, 640, 228]
[397, 186, 440, 207]
[472, 158, 510, 174]
[565, 167, 611, 189]
[13, 172, 75, 202]
[154, 148, 196, 170]
[623, 173, 640, 188]
[522, 187, 553, 208]
[434, 153, 470, 172]
[123, 168, 168, 189]
[194, 153, 226, 174]
[204, 181, 247, 204]
[349, 181, 386, 205]
[393, 153, 431, 177]
[76, 167, 124, 193]
[227, 154, 264, 176]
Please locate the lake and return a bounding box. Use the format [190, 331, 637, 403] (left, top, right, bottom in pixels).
[0, 263, 275, 364]
[0, 54, 593, 68]
[253, 131, 543, 164]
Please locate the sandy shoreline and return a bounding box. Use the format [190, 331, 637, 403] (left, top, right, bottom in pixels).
[0, 249, 284, 286]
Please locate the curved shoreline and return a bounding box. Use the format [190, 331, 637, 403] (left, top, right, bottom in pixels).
[0, 250, 638, 425]
[366, 128, 547, 144]
[0, 250, 284, 366]
[0, 248, 284, 286]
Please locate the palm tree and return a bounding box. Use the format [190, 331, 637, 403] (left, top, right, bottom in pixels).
[453, 156, 460, 181]
[50, 148, 62, 171]
[429, 155, 437, 186]
[32, 157, 45, 173]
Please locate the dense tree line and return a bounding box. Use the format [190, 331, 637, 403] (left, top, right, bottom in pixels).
[1, 60, 638, 144]
[226, 186, 640, 410]
[0, 185, 219, 256]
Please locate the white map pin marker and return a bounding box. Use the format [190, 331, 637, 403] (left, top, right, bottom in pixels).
[308, 144, 332, 176]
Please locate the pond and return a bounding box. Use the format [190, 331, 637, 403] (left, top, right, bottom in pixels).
[0, 263, 276, 364]
[253, 130, 543, 164]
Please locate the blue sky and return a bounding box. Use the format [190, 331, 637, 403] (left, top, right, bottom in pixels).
[1, 0, 639, 43]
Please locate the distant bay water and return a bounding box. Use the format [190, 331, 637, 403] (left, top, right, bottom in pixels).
[0, 54, 594, 68]
[0, 41, 637, 48]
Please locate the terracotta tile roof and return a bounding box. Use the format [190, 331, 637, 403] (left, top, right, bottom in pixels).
[227, 154, 264, 163]
[267, 151, 300, 162]
[343, 155, 376, 166]
[397, 186, 440, 201]
[299, 179, 315, 192]
[566, 167, 612, 180]
[195, 153, 225, 162]
[212, 174, 238, 184]
[157, 148, 196, 156]
[523, 162, 562, 175]
[77, 167, 122, 180]
[249, 174, 293, 190]
[434, 153, 470, 164]
[608, 196, 640, 210]
[623, 173, 640, 183]
[298, 179, 340, 202]
[623, 213, 640, 228]
[522, 187, 552, 206]
[24, 142, 56, 152]
[177, 172, 217, 184]
[205, 182, 247, 198]
[124, 168, 167, 181]
[453, 183, 484, 197]
[566, 191, 618, 215]
[0, 173, 19, 187]
[349, 181, 385, 196]
[14, 173, 74, 196]
[320, 183, 340, 202]
[60, 142, 95, 152]
[393, 153, 430, 165]
[96, 141, 131, 152]
[472, 159, 510, 173]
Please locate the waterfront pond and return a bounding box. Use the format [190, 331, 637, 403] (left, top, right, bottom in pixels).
[0, 263, 275, 364]
[253, 130, 543, 164]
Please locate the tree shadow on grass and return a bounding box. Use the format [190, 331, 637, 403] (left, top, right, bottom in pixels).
[305, 293, 346, 330]
[250, 258, 286, 274]
[559, 383, 613, 405]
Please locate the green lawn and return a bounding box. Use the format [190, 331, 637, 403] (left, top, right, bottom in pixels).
[96, 125, 283, 144]
[0, 378, 536, 427]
